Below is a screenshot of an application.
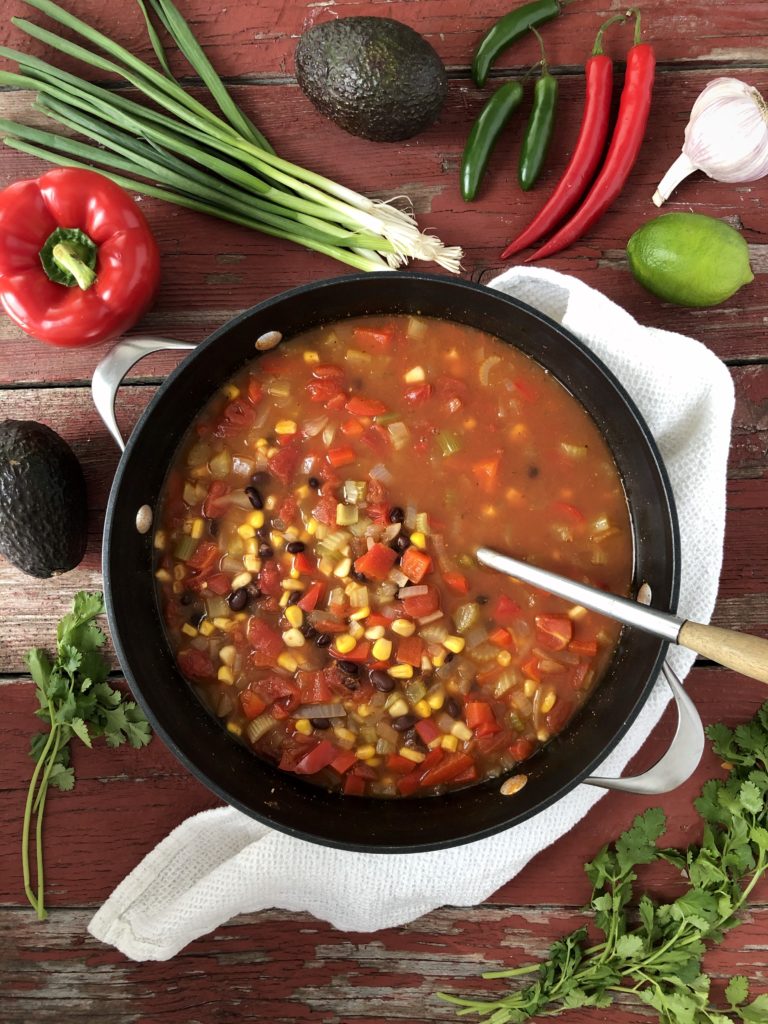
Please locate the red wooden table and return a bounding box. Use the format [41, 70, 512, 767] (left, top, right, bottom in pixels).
[1, 1, 767, 1021]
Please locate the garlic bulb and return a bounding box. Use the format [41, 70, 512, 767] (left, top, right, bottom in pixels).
[653, 77, 768, 206]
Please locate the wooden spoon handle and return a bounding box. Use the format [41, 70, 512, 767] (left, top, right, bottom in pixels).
[678, 620, 768, 684]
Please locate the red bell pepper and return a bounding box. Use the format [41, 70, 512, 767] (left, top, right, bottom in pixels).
[0, 168, 159, 347]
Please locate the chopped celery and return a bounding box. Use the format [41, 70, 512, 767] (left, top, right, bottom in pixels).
[415, 512, 430, 535]
[406, 316, 429, 340]
[375, 411, 402, 426]
[454, 602, 480, 634]
[173, 535, 199, 561]
[336, 503, 359, 526]
[266, 378, 291, 399]
[209, 448, 231, 479]
[343, 480, 367, 504]
[436, 430, 462, 457]
[404, 679, 426, 704]
[387, 421, 410, 449]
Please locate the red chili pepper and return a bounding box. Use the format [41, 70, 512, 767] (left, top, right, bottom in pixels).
[501, 14, 624, 259]
[527, 10, 655, 262]
[0, 168, 159, 347]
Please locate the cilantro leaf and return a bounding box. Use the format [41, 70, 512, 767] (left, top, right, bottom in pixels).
[727, 976, 750, 1009]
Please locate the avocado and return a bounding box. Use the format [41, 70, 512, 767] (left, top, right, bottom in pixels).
[0, 420, 87, 578]
[295, 17, 448, 142]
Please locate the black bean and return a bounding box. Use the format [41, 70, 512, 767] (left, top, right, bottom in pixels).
[445, 697, 461, 719]
[389, 506, 405, 523]
[251, 470, 270, 485]
[301, 622, 319, 640]
[308, 476, 320, 489]
[228, 587, 248, 612]
[350, 569, 367, 583]
[405, 728, 428, 751]
[477, 594, 489, 605]
[244, 486, 264, 510]
[392, 713, 417, 732]
[287, 591, 301, 606]
[338, 660, 359, 676]
[527, 465, 539, 479]
[259, 543, 274, 559]
[286, 540, 305, 554]
[209, 519, 220, 537]
[316, 633, 332, 648]
[310, 718, 331, 730]
[394, 534, 411, 553]
[189, 609, 205, 628]
[444, 652, 455, 664]
[341, 676, 359, 691]
[180, 591, 194, 606]
[246, 584, 261, 603]
[370, 670, 395, 693]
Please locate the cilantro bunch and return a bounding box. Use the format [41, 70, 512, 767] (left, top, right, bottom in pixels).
[22, 592, 151, 920]
[441, 704, 768, 1024]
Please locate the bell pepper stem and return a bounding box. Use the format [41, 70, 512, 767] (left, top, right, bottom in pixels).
[51, 241, 96, 290]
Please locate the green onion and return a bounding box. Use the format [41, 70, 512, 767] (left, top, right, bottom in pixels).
[0, 0, 462, 272]
[436, 430, 462, 457]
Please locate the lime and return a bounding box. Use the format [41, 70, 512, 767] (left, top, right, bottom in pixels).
[626, 212, 754, 307]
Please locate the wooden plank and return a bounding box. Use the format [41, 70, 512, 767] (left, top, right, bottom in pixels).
[0, 69, 766, 380]
[2, 667, 767, 909]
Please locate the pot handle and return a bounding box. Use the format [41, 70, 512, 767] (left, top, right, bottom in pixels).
[92, 337, 196, 451]
[584, 662, 704, 795]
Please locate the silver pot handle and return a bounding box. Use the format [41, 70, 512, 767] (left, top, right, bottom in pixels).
[92, 337, 195, 451]
[585, 662, 704, 795]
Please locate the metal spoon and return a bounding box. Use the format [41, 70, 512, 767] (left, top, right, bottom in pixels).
[476, 547, 768, 684]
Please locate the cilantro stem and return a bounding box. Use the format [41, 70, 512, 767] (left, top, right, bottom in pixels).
[21, 715, 59, 917]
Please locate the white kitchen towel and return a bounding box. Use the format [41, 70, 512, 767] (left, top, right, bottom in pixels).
[89, 267, 735, 961]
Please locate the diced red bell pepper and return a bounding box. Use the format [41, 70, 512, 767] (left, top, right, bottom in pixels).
[492, 593, 522, 626]
[340, 418, 365, 437]
[571, 662, 590, 690]
[326, 445, 356, 469]
[330, 750, 358, 775]
[535, 614, 573, 651]
[360, 424, 390, 455]
[404, 383, 432, 405]
[396, 635, 424, 668]
[509, 737, 536, 761]
[419, 752, 474, 788]
[386, 753, 419, 775]
[292, 551, 315, 575]
[521, 654, 541, 681]
[346, 395, 387, 417]
[312, 364, 345, 379]
[443, 571, 469, 594]
[553, 501, 586, 524]
[187, 540, 220, 572]
[365, 613, 392, 629]
[471, 456, 500, 493]
[268, 443, 302, 485]
[312, 620, 347, 634]
[514, 376, 538, 402]
[569, 638, 598, 657]
[258, 560, 282, 596]
[366, 501, 390, 524]
[202, 481, 230, 519]
[294, 739, 338, 775]
[546, 696, 574, 734]
[239, 689, 267, 720]
[488, 627, 514, 648]
[205, 573, 232, 596]
[477, 729, 513, 756]
[354, 542, 397, 580]
[402, 585, 439, 619]
[329, 640, 371, 663]
[396, 772, 422, 796]
[465, 701, 497, 730]
[298, 581, 325, 611]
[414, 718, 441, 745]
[400, 547, 432, 584]
[343, 773, 367, 796]
[247, 617, 284, 665]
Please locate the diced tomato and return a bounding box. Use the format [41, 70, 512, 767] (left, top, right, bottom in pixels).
[247, 618, 284, 665]
[268, 444, 302, 485]
[312, 620, 347, 634]
[452, 764, 478, 784]
[340, 418, 365, 438]
[365, 613, 391, 629]
[277, 736, 314, 770]
[492, 593, 522, 626]
[400, 547, 432, 584]
[471, 456, 500, 493]
[354, 542, 397, 580]
[239, 689, 267, 720]
[177, 648, 214, 680]
[255, 674, 301, 711]
[298, 581, 325, 611]
[326, 391, 347, 411]
[326, 445, 356, 469]
[571, 662, 590, 690]
[546, 696, 575, 734]
[312, 364, 345, 379]
[306, 378, 346, 405]
[360, 424, 390, 455]
[293, 551, 315, 575]
[246, 376, 263, 405]
[465, 701, 497, 730]
[419, 752, 474, 788]
[214, 399, 256, 438]
[202, 480, 230, 519]
[569, 639, 598, 657]
[187, 541, 220, 572]
[330, 750, 358, 775]
[366, 501, 390, 524]
[404, 383, 432, 405]
[352, 326, 394, 351]
[343, 773, 367, 796]
[396, 635, 424, 668]
[329, 640, 371, 663]
[350, 762, 378, 780]
[258, 560, 282, 596]
[554, 501, 586, 524]
[435, 375, 467, 412]
[386, 753, 418, 775]
[396, 772, 422, 796]
[509, 737, 536, 761]
[346, 395, 387, 417]
[311, 495, 338, 526]
[295, 670, 330, 704]
[415, 718, 441, 745]
[206, 573, 232, 596]
[443, 571, 469, 594]
[294, 739, 338, 775]
[488, 627, 514, 648]
[277, 495, 299, 526]
[402, 585, 439, 619]
[521, 654, 541, 681]
[535, 614, 573, 651]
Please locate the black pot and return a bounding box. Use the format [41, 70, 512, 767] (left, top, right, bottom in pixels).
[100, 272, 680, 852]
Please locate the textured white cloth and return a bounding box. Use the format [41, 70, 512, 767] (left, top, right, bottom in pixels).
[90, 268, 735, 961]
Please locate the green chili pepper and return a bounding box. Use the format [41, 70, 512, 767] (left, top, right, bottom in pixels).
[472, 0, 563, 88]
[460, 81, 524, 202]
[518, 30, 559, 191]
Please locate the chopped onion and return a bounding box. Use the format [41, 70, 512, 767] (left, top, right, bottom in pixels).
[294, 703, 346, 719]
[406, 316, 429, 340]
[399, 585, 428, 599]
[417, 609, 444, 626]
[322, 423, 337, 447]
[229, 489, 256, 510]
[303, 414, 328, 438]
[479, 355, 501, 386]
[380, 522, 402, 543]
[369, 462, 394, 486]
[246, 713, 277, 744]
[231, 456, 255, 479]
[404, 505, 418, 530]
[389, 569, 410, 588]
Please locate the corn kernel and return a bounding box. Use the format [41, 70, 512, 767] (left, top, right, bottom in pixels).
[284, 605, 304, 629]
[226, 722, 243, 737]
[190, 517, 205, 540]
[154, 530, 167, 550]
[295, 718, 313, 736]
[281, 578, 306, 591]
[409, 531, 427, 550]
[334, 633, 357, 655]
[357, 703, 374, 718]
[277, 651, 298, 672]
[399, 747, 426, 763]
[568, 605, 588, 620]
[334, 556, 352, 578]
[414, 699, 432, 719]
[443, 635, 466, 654]
[173, 564, 186, 582]
[404, 365, 426, 384]
[371, 638, 393, 661]
[537, 728, 550, 743]
[231, 571, 253, 590]
[217, 666, 234, 684]
[282, 628, 305, 648]
[214, 617, 235, 631]
[181, 623, 198, 638]
[244, 554, 262, 573]
[497, 650, 512, 667]
[303, 349, 320, 364]
[334, 726, 356, 743]
[222, 383, 240, 400]
[219, 645, 236, 666]
[427, 687, 445, 710]
[255, 437, 268, 449]
[265, 494, 277, 511]
[431, 649, 448, 668]
[510, 422, 528, 440]
[275, 419, 297, 435]
[355, 744, 376, 760]
[295, 485, 310, 500]
[155, 568, 172, 583]
[267, 446, 278, 458]
[506, 487, 523, 505]
[391, 618, 415, 637]
[289, 567, 301, 579]
[464, 417, 477, 430]
[364, 756, 383, 767]
[524, 679, 538, 698]
[279, 591, 291, 608]
[348, 620, 365, 640]
[270, 530, 284, 549]
[364, 625, 386, 640]
[245, 510, 264, 529]
[306, 517, 319, 536]
[441, 734, 459, 752]
[244, 538, 260, 555]
[388, 697, 409, 718]
[349, 606, 371, 621]
[451, 721, 472, 741]
[234, 612, 248, 622]
[198, 619, 215, 637]
[540, 690, 557, 714]
[388, 663, 414, 679]
[237, 523, 256, 539]
[482, 505, 498, 519]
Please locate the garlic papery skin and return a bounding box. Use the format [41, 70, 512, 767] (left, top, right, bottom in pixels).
[653, 77, 768, 206]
